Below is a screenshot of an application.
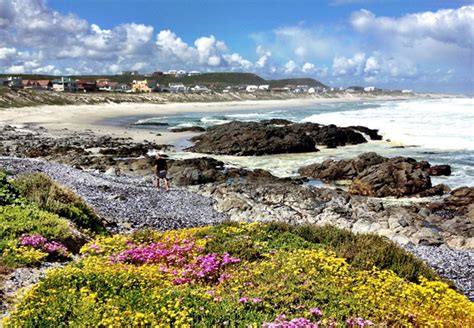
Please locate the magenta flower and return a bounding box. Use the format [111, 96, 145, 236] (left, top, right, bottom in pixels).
[238, 297, 248, 304]
[309, 308, 323, 316]
[19, 234, 69, 257]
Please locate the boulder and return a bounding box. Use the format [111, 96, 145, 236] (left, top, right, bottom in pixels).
[428, 165, 451, 176]
[167, 157, 276, 186]
[428, 187, 474, 217]
[298, 152, 385, 181]
[349, 157, 432, 197]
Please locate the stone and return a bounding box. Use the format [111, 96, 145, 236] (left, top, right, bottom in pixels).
[428, 165, 452, 176]
[410, 228, 443, 246]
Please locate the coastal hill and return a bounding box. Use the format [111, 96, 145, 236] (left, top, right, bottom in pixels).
[0, 72, 327, 89]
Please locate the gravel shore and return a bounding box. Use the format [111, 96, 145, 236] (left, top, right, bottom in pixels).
[1, 157, 472, 301]
[0, 157, 227, 233]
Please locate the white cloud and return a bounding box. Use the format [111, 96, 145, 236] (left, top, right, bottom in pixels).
[0, 47, 16, 60]
[351, 6, 474, 49]
[332, 52, 366, 76]
[284, 60, 298, 74]
[255, 45, 272, 69]
[302, 62, 315, 73]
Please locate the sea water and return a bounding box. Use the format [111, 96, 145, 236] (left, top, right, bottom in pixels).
[135, 97, 474, 189]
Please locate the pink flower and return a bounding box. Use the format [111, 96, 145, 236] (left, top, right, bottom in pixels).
[252, 298, 263, 303]
[238, 297, 248, 304]
[309, 308, 323, 316]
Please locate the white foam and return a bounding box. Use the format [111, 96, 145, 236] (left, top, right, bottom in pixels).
[302, 98, 474, 151]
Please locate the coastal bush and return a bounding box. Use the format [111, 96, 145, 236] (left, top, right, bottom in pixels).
[12, 173, 107, 234]
[0, 170, 23, 206]
[5, 222, 473, 327]
[0, 205, 74, 267]
[199, 221, 438, 283]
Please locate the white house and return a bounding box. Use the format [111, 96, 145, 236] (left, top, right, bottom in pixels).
[246, 85, 258, 92]
[258, 85, 270, 91]
[308, 87, 316, 94]
[191, 85, 210, 92]
[401, 89, 413, 93]
[188, 71, 201, 76]
[364, 86, 376, 92]
[169, 82, 186, 92]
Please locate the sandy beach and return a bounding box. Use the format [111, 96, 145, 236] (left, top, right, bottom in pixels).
[0, 93, 439, 145]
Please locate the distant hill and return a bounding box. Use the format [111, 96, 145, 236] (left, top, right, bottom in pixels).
[0, 72, 327, 88]
[267, 78, 328, 88]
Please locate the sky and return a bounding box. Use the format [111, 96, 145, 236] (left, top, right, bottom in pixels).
[0, 0, 473, 93]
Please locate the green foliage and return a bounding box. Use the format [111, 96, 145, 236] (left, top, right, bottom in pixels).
[12, 173, 107, 235]
[0, 241, 48, 267]
[0, 170, 23, 206]
[0, 205, 73, 254]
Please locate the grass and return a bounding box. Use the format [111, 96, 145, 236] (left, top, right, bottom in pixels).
[0, 170, 103, 268]
[12, 173, 107, 235]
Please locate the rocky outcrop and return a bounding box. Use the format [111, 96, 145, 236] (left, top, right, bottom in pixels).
[428, 187, 474, 217]
[349, 157, 432, 197]
[186, 121, 382, 155]
[187, 169, 472, 249]
[187, 121, 317, 156]
[167, 157, 278, 186]
[170, 126, 206, 133]
[299, 152, 452, 197]
[298, 152, 386, 181]
[0, 125, 168, 172]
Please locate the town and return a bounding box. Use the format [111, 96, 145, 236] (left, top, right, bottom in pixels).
[0, 70, 413, 95]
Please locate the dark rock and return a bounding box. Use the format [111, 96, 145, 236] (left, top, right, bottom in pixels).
[298, 152, 385, 181]
[293, 123, 367, 148]
[348, 125, 383, 140]
[261, 119, 293, 125]
[349, 157, 432, 197]
[429, 165, 452, 176]
[187, 121, 317, 156]
[167, 157, 276, 186]
[171, 126, 206, 133]
[186, 121, 373, 156]
[418, 184, 451, 197]
[299, 152, 451, 198]
[428, 187, 474, 217]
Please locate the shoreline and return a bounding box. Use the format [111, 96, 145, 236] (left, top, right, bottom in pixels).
[0, 93, 447, 145]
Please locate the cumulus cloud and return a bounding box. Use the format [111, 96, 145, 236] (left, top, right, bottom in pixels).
[0, 0, 254, 74]
[302, 62, 315, 73]
[283, 60, 298, 74]
[351, 6, 474, 49]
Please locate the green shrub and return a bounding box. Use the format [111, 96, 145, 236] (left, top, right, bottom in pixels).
[0, 170, 23, 206]
[0, 205, 74, 254]
[200, 221, 438, 283]
[12, 173, 107, 235]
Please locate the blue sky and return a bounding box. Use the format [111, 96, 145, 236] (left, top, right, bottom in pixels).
[1, 0, 473, 93]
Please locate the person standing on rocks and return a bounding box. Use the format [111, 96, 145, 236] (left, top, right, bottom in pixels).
[154, 152, 170, 192]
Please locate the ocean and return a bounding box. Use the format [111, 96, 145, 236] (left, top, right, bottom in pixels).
[134, 97, 474, 189]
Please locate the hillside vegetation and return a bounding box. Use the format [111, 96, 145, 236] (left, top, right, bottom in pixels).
[1, 171, 473, 327]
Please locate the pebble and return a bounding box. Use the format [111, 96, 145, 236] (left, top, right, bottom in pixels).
[0, 157, 228, 233]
